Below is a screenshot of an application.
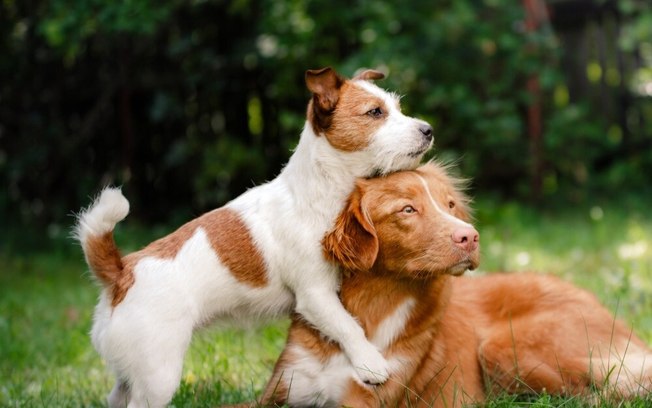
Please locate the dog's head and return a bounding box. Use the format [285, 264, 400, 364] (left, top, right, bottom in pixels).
[323, 162, 479, 279]
[305, 67, 433, 175]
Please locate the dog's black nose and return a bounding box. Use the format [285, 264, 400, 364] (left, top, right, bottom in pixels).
[420, 124, 433, 141]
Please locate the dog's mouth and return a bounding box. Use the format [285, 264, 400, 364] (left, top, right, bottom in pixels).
[448, 263, 470, 276]
[408, 144, 430, 158]
[408, 139, 434, 158]
[411, 260, 475, 279]
[448, 259, 477, 276]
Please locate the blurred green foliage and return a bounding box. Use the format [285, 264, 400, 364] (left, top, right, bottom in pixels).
[1, 0, 651, 231]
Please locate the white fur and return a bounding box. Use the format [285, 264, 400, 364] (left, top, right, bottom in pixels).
[416, 174, 472, 230]
[277, 298, 416, 407]
[78, 79, 432, 408]
[356, 81, 431, 174]
[280, 345, 357, 407]
[75, 187, 129, 243]
[372, 298, 416, 350]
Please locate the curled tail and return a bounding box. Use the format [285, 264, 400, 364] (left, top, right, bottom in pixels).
[75, 188, 131, 301]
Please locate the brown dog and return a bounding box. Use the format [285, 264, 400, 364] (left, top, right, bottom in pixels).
[257, 162, 652, 407]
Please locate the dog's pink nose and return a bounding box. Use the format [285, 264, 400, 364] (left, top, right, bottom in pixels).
[452, 226, 479, 252]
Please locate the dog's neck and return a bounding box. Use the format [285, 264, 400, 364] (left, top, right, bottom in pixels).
[339, 270, 453, 347]
[280, 123, 374, 222]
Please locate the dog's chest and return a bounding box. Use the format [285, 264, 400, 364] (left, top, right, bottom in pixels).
[280, 298, 417, 405]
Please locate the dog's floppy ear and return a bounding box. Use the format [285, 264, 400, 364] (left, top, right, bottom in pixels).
[322, 183, 379, 273]
[353, 69, 385, 81]
[306, 67, 344, 113]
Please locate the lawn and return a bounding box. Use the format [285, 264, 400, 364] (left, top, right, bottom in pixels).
[1, 197, 651, 407]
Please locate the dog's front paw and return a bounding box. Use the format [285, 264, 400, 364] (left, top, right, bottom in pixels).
[351, 347, 390, 385]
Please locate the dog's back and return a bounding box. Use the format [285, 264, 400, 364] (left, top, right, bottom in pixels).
[467, 273, 652, 398]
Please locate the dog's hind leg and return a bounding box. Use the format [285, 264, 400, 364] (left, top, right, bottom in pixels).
[127, 364, 185, 408]
[107, 380, 130, 408]
[123, 353, 186, 408]
[116, 322, 192, 408]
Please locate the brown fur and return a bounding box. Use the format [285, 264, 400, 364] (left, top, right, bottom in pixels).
[205, 208, 268, 288]
[353, 69, 386, 81]
[92, 207, 268, 306]
[306, 67, 345, 134]
[322, 186, 378, 273]
[259, 163, 652, 407]
[85, 232, 133, 306]
[306, 67, 393, 151]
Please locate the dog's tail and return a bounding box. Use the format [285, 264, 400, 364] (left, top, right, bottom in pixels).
[74, 187, 129, 289]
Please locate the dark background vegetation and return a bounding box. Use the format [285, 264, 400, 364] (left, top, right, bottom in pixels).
[2, 0, 651, 244]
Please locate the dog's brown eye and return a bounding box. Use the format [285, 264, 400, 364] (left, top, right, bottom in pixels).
[367, 107, 383, 118]
[448, 201, 455, 209]
[401, 205, 416, 214]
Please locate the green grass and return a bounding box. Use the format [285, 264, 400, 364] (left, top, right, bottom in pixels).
[1, 197, 651, 407]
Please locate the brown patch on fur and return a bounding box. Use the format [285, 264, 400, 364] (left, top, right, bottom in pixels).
[85, 232, 134, 307]
[322, 81, 388, 151]
[85, 232, 123, 286]
[305, 67, 392, 151]
[128, 208, 268, 288]
[204, 208, 268, 287]
[93, 208, 267, 307]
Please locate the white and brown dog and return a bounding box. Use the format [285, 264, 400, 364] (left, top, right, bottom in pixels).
[74, 67, 433, 407]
